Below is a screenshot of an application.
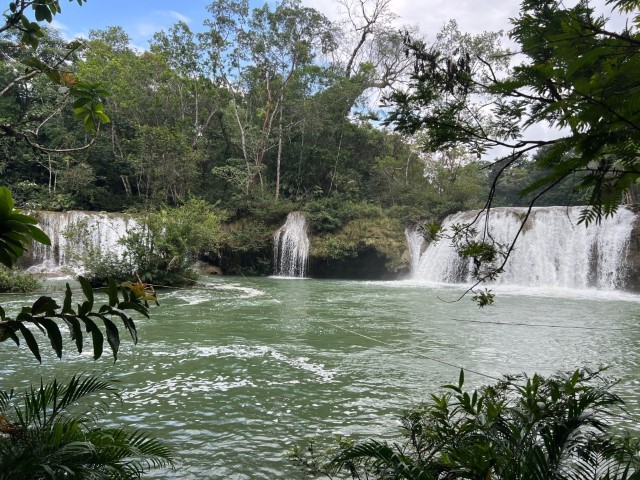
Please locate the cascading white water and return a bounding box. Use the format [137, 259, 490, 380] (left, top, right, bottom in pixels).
[410, 206, 636, 290]
[273, 212, 310, 278]
[405, 226, 427, 275]
[24, 211, 137, 274]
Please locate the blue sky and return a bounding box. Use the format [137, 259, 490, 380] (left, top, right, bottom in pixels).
[48, 0, 626, 52]
[51, 0, 213, 49]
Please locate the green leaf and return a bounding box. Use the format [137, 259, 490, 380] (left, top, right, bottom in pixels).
[0, 187, 15, 218]
[31, 296, 59, 316]
[3, 219, 30, 233]
[27, 225, 51, 246]
[34, 4, 51, 22]
[101, 316, 120, 361]
[118, 301, 149, 319]
[8, 212, 38, 225]
[64, 317, 83, 354]
[62, 283, 74, 314]
[45, 70, 62, 84]
[38, 318, 63, 359]
[16, 322, 41, 363]
[72, 97, 91, 108]
[107, 278, 119, 307]
[94, 111, 110, 123]
[78, 300, 90, 317]
[0, 248, 14, 268]
[78, 276, 94, 311]
[82, 317, 103, 360]
[100, 306, 138, 344]
[6, 330, 20, 346]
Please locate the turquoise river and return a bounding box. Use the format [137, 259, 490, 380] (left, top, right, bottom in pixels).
[1, 277, 640, 478]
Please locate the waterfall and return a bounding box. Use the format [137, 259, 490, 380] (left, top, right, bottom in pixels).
[273, 212, 310, 278]
[24, 211, 137, 274]
[405, 226, 427, 275]
[409, 206, 636, 290]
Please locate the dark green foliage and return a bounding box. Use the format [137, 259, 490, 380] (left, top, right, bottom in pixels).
[388, 0, 640, 225]
[309, 200, 407, 271]
[0, 276, 154, 362]
[0, 187, 51, 269]
[2, 1, 88, 48]
[121, 200, 222, 286]
[471, 288, 495, 307]
[0, 373, 174, 479]
[488, 151, 593, 208]
[0, 267, 41, 293]
[293, 369, 640, 479]
[305, 195, 361, 234]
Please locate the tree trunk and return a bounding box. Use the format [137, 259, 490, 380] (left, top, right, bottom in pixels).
[275, 103, 284, 201]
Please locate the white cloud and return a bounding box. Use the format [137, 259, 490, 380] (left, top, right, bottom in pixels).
[302, 0, 518, 36]
[48, 19, 92, 42]
[151, 9, 192, 25]
[129, 11, 192, 47]
[303, 0, 623, 38]
[166, 10, 192, 24]
[49, 19, 69, 33]
[136, 22, 163, 39]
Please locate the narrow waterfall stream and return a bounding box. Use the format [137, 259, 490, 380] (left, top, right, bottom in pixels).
[405, 226, 427, 276]
[273, 211, 310, 277]
[408, 206, 636, 289]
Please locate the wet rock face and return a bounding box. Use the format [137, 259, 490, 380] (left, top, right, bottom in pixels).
[622, 216, 640, 292]
[309, 247, 398, 280]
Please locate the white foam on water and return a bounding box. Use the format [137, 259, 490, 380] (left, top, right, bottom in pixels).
[194, 344, 336, 382]
[123, 375, 256, 402]
[361, 279, 640, 304]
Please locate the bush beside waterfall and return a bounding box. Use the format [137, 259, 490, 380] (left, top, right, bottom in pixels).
[61, 200, 223, 287]
[0, 267, 41, 293]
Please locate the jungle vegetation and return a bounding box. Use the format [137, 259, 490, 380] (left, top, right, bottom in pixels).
[1, 0, 608, 282]
[1, 0, 639, 478]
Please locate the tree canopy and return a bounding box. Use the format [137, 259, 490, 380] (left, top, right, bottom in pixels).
[387, 0, 640, 225]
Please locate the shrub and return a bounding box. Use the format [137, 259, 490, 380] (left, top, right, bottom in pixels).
[293, 369, 640, 479]
[0, 373, 173, 479]
[123, 199, 223, 286]
[0, 267, 41, 293]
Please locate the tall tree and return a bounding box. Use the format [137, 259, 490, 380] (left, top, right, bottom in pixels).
[388, 0, 639, 224]
[385, 0, 639, 302]
[201, 0, 335, 195]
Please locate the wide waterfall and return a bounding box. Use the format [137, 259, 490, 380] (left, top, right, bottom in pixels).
[408, 206, 637, 290]
[273, 211, 310, 278]
[24, 211, 137, 274]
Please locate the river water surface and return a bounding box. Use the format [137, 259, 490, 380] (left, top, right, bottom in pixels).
[1, 277, 639, 478]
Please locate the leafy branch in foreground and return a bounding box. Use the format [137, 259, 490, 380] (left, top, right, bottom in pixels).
[0, 187, 50, 269]
[0, 372, 174, 479]
[388, 0, 640, 304]
[293, 368, 640, 479]
[388, 0, 640, 224]
[2, 0, 111, 152]
[0, 276, 157, 362]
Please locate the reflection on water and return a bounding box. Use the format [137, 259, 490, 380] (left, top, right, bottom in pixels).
[1, 278, 639, 479]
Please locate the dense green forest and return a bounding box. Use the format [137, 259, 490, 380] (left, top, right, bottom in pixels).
[2, 1, 640, 478]
[0, 0, 589, 279]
